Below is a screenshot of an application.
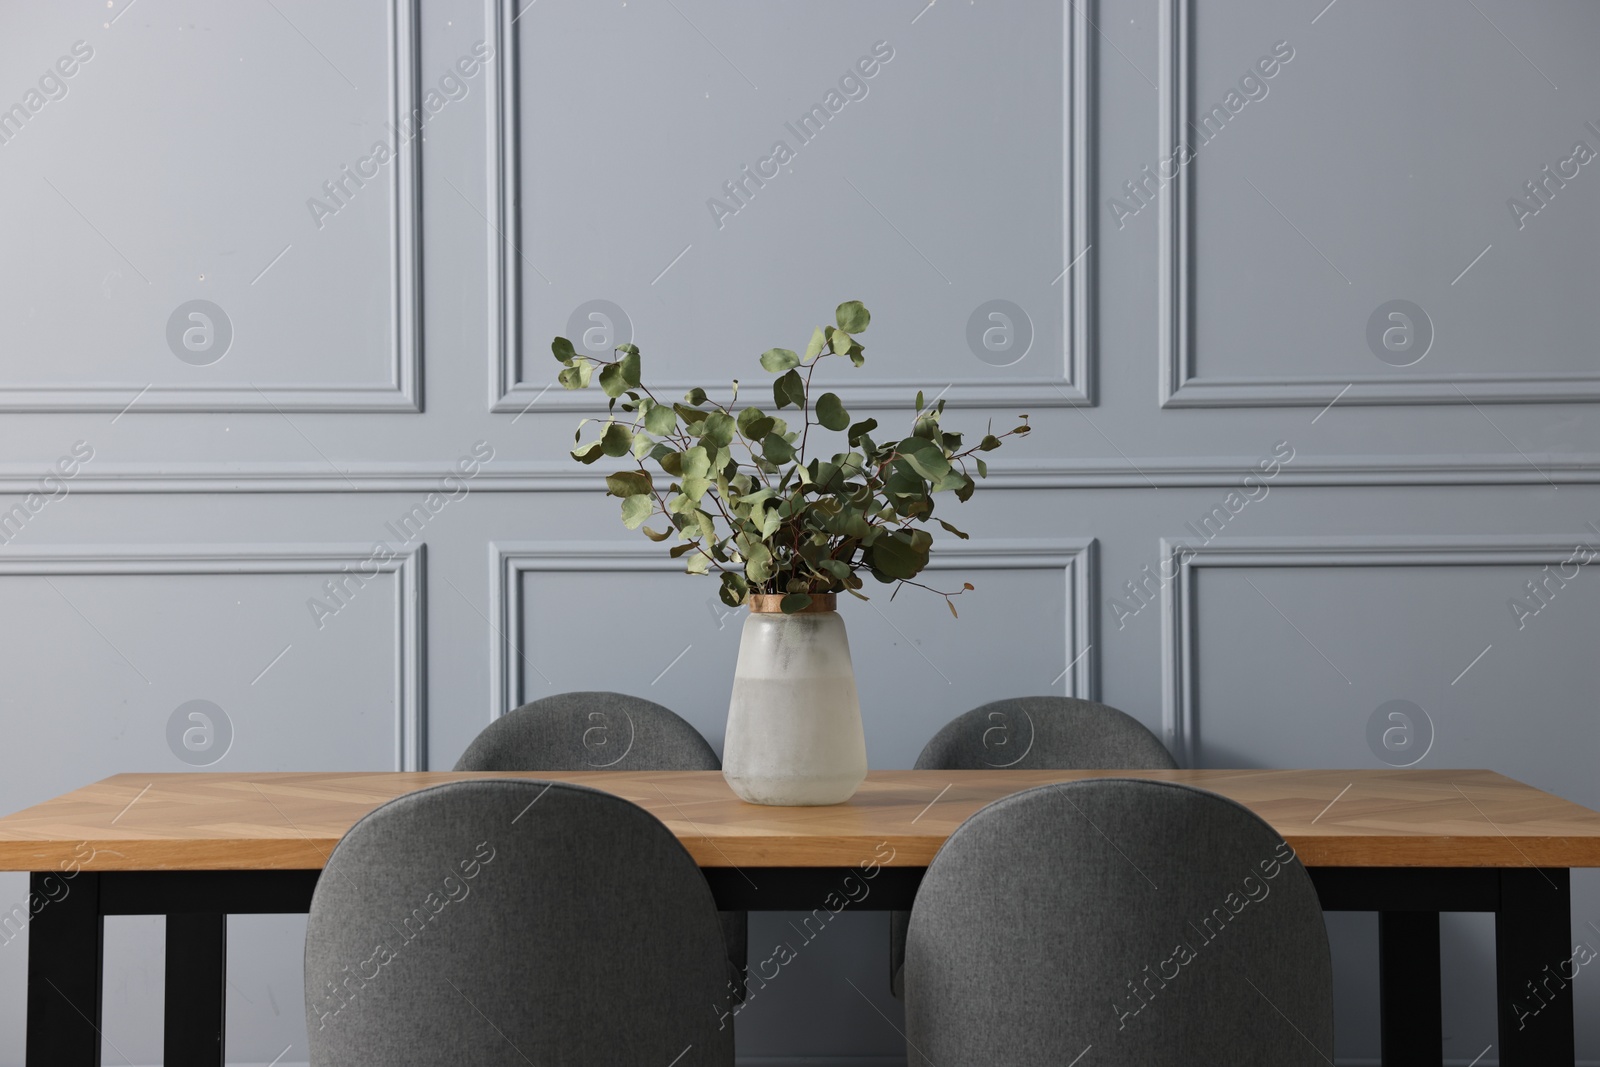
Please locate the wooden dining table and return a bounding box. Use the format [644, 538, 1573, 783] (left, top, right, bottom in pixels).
[3, 767, 1599, 1067]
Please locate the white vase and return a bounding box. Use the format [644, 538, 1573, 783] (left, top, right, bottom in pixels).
[722, 594, 868, 806]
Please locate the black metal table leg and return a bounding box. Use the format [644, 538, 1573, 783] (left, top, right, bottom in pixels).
[164, 912, 227, 1067]
[26, 870, 103, 1067]
[1497, 867, 1574, 1066]
[1378, 911, 1442, 1066]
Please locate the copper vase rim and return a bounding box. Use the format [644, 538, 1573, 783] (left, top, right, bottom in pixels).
[747, 593, 838, 614]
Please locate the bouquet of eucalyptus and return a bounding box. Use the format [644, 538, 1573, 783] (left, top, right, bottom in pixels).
[555, 300, 1029, 614]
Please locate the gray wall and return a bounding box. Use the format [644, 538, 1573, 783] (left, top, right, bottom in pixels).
[0, 0, 1596, 1064]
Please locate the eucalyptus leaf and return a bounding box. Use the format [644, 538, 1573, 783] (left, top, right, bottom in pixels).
[599, 422, 633, 457]
[805, 326, 827, 361]
[620, 495, 653, 529]
[773, 369, 805, 410]
[815, 392, 850, 431]
[719, 571, 749, 607]
[605, 470, 653, 498]
[835, 300, 870, 333]
[780, 593, 814, 614]
[552, 336, 577, 363]
[619, 350, 641, 388]
[644, 402, 677, 435]
[760, 348, 800, 373]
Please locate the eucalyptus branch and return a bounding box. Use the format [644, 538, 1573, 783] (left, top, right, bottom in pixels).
[551, 300, 1030, 614]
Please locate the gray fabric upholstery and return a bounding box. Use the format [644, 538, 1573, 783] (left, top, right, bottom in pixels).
[913, 696, 1178, 772]
[891, 696, 1177, 995]
[904, 779, 1334, 1067]
[453, 690, 746, 1003]
[305, 779, 734, 1066]
[453, 690, 721, 773]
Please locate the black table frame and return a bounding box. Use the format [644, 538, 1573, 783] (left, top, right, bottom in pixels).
[25, 865, 1575, 1066]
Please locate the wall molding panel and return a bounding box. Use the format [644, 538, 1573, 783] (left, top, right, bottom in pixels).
[0, 543, 426, 771]
[1159, 535, 1595, 766]
[0, 0, 423, 414]
[10, 454, 1598, 493]
[1155, 0, 1600, 409]
[484, 0, 1096, 412]
[489, 537, 1097, 723]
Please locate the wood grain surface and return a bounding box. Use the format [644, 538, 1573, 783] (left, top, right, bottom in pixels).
[2, 768, 1599, 871]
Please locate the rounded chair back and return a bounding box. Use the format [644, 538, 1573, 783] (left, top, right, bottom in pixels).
[914, 696, 1177, 771]
[455, 691, 719, 772]
[905, 779, 1333, 1066]
[305, 779, 734, 1065]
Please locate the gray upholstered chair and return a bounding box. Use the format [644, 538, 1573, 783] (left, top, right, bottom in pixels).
[304, 779, 734, 1066]
[914, 695, 1177, 772]
[904, 779, 1334, 1066]
[890, 696, 1177, 995]
[454, 690, 722, 772]
[454, 691, 746, 1004]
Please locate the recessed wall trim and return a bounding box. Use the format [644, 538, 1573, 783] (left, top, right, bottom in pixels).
[0, 0, 423, 414]
[1160, 535, 1595, 766]
[484, 0, 1094, 412]
[489, 538, 1097, 724]
[1155, 0, 1600, 409]
[12, 454, 1600, 493]
[0, 543, 426, 771]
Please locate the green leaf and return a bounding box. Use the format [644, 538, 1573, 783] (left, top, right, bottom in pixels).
[817, 558, 852, 582]
[773, 369, 806, 410]
[619, 350, 641, 387]
[737, 407, 775, 441]
[719, 571, 749, 607]
[605, 471, 653, 497]
[558, 362, 593, 390]
[780, 593, 814, 614]
[762, 432, 795, 465]
[685, 550, 710, 575]
[865, 533, 924, 581]
[620, 495, 653, 529]
[979, 434, 1003, 452]
[827, 327, 853, 354]
[835, 300, 870, 333]
[915, 390, 925, 413]
[846, 418, 878, 447]
[760, 348, 800, 373]
[599, 422, 633, 457]
[805, 326, 827, 361]
[571, 440, 605, 464]
[644, 401, 677, 435]
[937, 518, 970, 540]
[552, 336, 577, 364]
[598, 361, 627, 399]
[700, 411, 736, 448]
[756, 502, 782, 538]
[897, 439, 951, 481]
[976, 457, 988, 478]
[681, 445, 711, 480]
[684, 387, 709, 406]
[815, 392, 850, 432]
[745, 542, 774, 584]
[641, 525, 671, 542]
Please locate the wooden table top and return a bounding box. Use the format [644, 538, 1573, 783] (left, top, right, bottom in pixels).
[2, 769, 1599, 871]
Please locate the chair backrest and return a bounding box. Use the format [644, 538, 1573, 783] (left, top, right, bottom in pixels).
[905, 779, 1333, 1066]
[914, 696, 1177, 771]
[304, 780, 734, 1066]
[455, 691, 720, 772]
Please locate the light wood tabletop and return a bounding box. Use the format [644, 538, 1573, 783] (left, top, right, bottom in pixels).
[2, 768, 1599, 871]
